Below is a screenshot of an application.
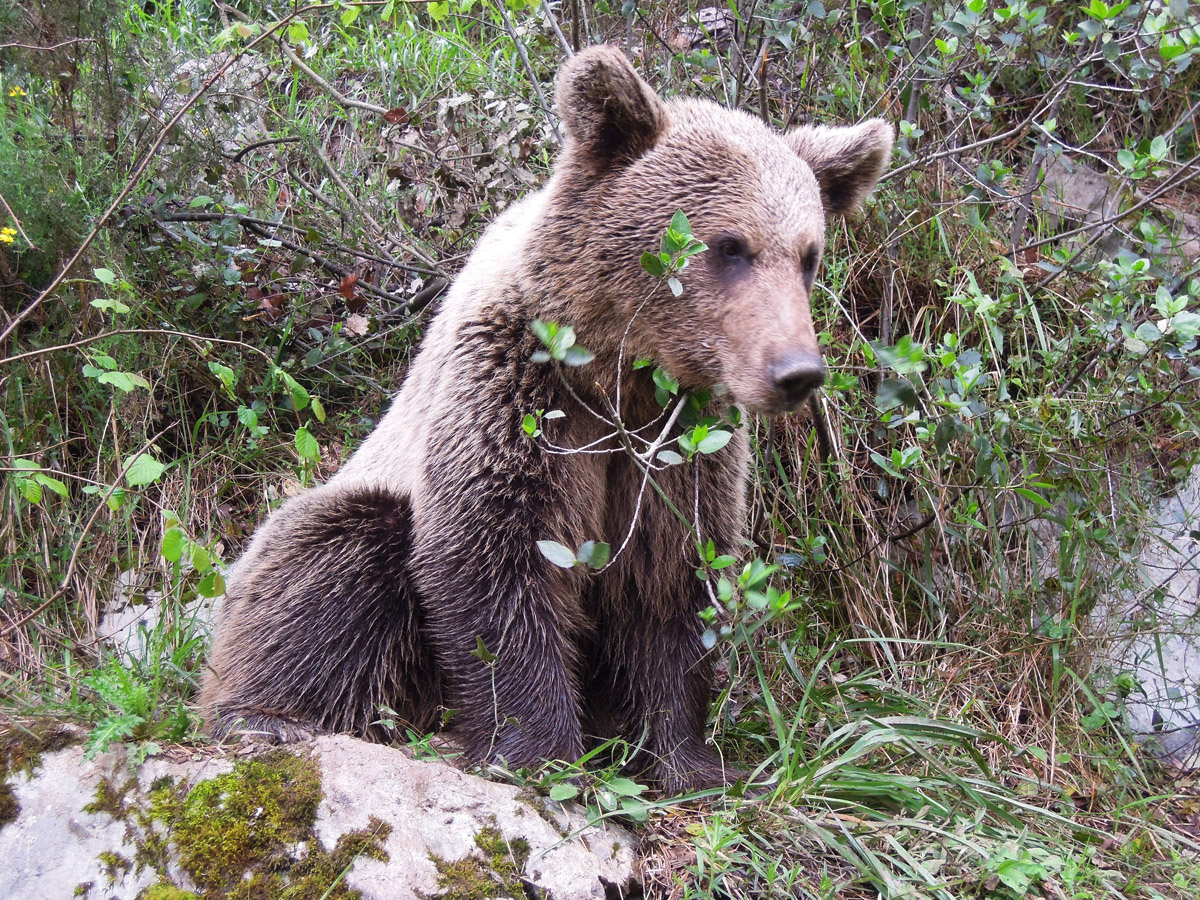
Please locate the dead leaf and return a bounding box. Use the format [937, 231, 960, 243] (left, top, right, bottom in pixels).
[384, 106, 409, 125]
[345, 313, 370, 336]
[339, 273, 359, 299]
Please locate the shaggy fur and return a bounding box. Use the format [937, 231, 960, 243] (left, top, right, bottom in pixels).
[200, 46, 892, 792]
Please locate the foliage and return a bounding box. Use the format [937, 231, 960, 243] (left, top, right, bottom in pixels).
[2, 0, 1199, 898]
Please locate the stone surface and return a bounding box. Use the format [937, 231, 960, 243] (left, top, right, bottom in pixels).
[1104, 467, 1200, 768]
[313, 735, 639, 899]
[0, 735, 639, 899]
[1038, 153, 1200, 263]
[0, 739, 233, 898]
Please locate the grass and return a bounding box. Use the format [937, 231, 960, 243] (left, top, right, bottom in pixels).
[3, 0, 1200, 897]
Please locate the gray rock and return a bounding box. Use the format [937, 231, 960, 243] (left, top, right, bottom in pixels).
[1103, 466, 1200, 768]
[0, 734, 639, 899]
[313, 735, 639, 899]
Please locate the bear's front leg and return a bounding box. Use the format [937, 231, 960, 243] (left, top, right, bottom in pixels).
[415, 538, 589, 768]
[589, 592, 735, 794]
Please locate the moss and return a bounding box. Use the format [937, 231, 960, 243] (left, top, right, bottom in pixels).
[127, 749, 389, 899]
[73, 883, 93, 898]
[0, 720, 83, 828]
[85, 775, 136, 819]
[98, 850, 132, 883]
[0, 783, 17, 828]
[424, 826, 532, 900]
[139, 886, 201, 900]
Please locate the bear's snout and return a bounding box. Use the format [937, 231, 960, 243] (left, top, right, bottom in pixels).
[770, 351, 825, 409]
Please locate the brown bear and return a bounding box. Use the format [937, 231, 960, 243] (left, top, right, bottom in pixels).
[199, 46, 892, 792]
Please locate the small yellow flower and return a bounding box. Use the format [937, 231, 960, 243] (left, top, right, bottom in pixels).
[0, 229, 15, 244]
[8, 86, 26, 98]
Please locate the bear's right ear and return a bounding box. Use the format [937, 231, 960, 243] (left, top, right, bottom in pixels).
[556, 46, 667, 173]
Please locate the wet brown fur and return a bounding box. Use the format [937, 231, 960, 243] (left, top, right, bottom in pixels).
[199, 47, 892, 792]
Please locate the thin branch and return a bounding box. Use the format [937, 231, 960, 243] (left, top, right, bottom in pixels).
[230, 135, 303, 163]
[541, 1, 574, 58]
[0, 189, 35, 248]
[0, 38, 96, 51]
[276, 39, 389, 116]
[494, 0, 562, 144]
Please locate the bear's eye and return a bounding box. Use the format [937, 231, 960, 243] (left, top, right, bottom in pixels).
[800, 246, 821, 280]
[715, 236, 752, 265]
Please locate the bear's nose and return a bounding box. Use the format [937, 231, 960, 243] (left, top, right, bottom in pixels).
[772, 353, 825, 408]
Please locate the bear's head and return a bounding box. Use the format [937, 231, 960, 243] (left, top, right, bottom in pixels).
[548, 46, 892, 416]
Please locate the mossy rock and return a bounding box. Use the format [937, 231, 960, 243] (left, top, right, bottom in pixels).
[83, 749, 390, 900]
[425, 826, 533, 900]
[1, 721, 84, 828]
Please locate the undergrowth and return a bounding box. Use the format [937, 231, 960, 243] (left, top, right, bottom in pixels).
[2, 1, 1199, 897]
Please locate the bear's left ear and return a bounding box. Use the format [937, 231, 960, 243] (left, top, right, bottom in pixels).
[786, 119, 894, 217]
[556, 46, 667, 172]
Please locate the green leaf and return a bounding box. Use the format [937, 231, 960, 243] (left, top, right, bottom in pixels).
[93, 267, 117, 285]
[1149, 135, 1169, 161]
[537, 540, 578, 568]
[99, 370, 149, 392]
[469, 635, 498, 664]
[19, 479, 42, 504]
[278, 370, 310, 411]
[876, 377, 919, 411]
[33, 474, 68, 498]
[311, 396, 326, 423]
[1013, 487, 1052, 509]
[161, 527, 186, 563]
[341, 6, 360, 26]
[577, 541, 610, 570]
[295, 426, 320, 463]
[84, 713, 142, 760]
[91, 297, 131, 315]
[667, 276, 683, 297]
[1134, 321, 1163, 342]
[1171, 311, 1200, 341]
[669, 210, 691, 236]
[652, 368, 679, 395]
[696, 430, 733, 454]
[548, 783, 579, 803]
[197, 570, 225, 598]
[605, 776, 646, 797]
[208, 361, 238, 397]
[657, 449, 684, 466]
[124, 453, 166, 487]
[237, 405, 259, 428]
[870, 451, 903, 479]
[562, 345, 595, 367]
[640, 251, 666, 277]
[710, 554, 736, 569]
[192, 544, 212, 574]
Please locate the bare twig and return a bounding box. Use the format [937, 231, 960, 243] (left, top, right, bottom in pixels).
[0, 38, 96, 51]
[0, 328, 273, 369]
[277, 39, 389, 116]
[0, 190, 34, 248]
[541, 1, 574, 58]
[494, 0, 562, 144]
[230, 135, 302, 163]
